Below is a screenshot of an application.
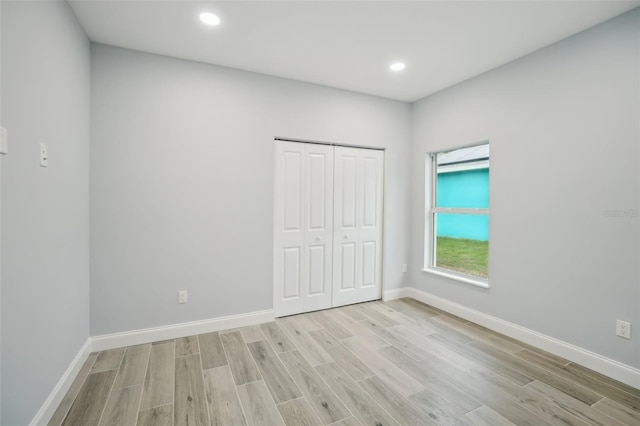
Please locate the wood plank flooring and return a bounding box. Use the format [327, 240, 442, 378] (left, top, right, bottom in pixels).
[50, 298, 640, 425]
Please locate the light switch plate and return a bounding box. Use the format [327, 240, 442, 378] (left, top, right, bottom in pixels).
[0, 127, 7, 155]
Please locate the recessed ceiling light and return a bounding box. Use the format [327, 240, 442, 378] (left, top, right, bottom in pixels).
[200, 12, 221, 26]
[390, 62, 406, 72]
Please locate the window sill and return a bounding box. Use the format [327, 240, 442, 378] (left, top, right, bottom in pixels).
[422, 267, 490, 289]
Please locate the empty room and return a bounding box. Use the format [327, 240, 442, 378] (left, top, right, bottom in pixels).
[1, 0, 640, 425]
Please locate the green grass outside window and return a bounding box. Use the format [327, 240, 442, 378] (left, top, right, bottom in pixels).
[435, 237, 488, 278]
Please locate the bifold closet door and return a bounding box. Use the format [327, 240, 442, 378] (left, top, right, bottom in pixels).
[274, 141, 334, 316]
[332, 147, 384, 307]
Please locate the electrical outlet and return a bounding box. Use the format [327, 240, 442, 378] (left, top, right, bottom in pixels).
[616, 320, 631, 339]
[402, 263, 408, 273]
[178, 290, 188, 304]
[39, 142, 48, 167]
[0, 127, 7, 155]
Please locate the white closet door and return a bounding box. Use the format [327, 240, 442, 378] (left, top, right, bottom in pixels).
[332, 147, 384, 307]
[274, 141, 334, 316]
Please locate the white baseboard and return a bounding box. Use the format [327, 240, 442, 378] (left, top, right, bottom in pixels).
[408, 287, 640, 390]
[382, 287, 412, 301]
[30, 339, 92, 426]
[91, 309, 275, 352]
[32, 308, 274, 425]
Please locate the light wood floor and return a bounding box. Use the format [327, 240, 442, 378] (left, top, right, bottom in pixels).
[49, 298, 640, 426]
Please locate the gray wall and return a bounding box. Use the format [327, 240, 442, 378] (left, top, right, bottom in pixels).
[0, 1, 4, 424]
[410, 10, 640, 367]
[0, 1, 3, 422]
[90, 44, 411, 335]
[0, 1, 91, 424]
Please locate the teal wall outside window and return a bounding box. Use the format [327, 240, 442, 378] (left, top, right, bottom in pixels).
[436, 168, 489, 241]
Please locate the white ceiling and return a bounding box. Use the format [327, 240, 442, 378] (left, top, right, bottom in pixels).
[69, 1, 640, 102]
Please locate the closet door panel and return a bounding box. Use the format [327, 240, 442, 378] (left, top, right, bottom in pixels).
[340, 243, 356, 290]
[307, 246, 325, 295]
[303, 144, 334, 312]
[275, 142, 306, 315]
[308, 153, 329, 229]
[361, 241, 376, 288]
[283, 248, 302, 299]
[340, 155, 358, 228]
[333, 147, 384, 307]
[332, 147, 360, 306]
[362, 156, 379, 227]
[283, 151, 303, 231]
[358, 149, 384, 301]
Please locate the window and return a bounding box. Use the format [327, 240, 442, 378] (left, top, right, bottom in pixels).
[426, 143, 489, 286]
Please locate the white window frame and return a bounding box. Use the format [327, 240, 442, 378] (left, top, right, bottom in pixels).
[423, 143, 490, 288]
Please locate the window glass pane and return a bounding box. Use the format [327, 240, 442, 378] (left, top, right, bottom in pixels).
[434, 213, 488, 278]
[436, 144, 489, 209]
